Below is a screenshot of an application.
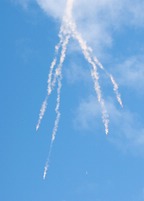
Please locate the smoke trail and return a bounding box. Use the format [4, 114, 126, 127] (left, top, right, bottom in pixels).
[47, 58, 57, 95]
[43, 35, 70, 179]
[93, 56, 105, 70]
[36, 58, 57, 131]
[109, 74, 123, 107]
[91, 68, 109, 135]
[36, 47, 59, 131]
[68, 20, 109, 134]
[51, 36, 70, 142]
[36, 26, 69, 132]
[36, 98, 47, 131]
[92, 57, 123, 107]
[43, 73, 61, 180]
[37, 0, 73, 179]
[43, 79, 61, 180]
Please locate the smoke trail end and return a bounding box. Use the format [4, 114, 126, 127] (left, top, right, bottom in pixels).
[109, 74, 123, 108]
[43, 163, 48, 180]
[36, 99, 48, 131]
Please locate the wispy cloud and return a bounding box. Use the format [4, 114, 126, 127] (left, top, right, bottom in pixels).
[74, 96, 101, 130]
[107, 101, 144, 151]
[36, 0, 66, 18]
[11, 0, 32, 9]
[114, 56, 144, 93]
[64, 63, 91, 84]
[74, 95, 144, 152]
[65, 54, 144, 97]
[36, 0, 144, 53]
[14, 0, 144, 54]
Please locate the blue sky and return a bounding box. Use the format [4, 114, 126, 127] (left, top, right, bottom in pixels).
[1, 0, 144, 200]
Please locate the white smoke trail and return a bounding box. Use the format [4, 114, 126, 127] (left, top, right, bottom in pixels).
[66, 19, 109, 134]
[77, 40, 109, 134]
[36, 47, 59, 131]
[36, 98, 47, 131]
[43, 80, 61, 180]
[36, 23, 69, 131]
[36, 0, 73, 132]
[43, 35, 70, 179]
[43, 160, 49, 180]
[93, 56, 105, 70]
[37, 0, 73, 179]
[43, 1, 72, 176]
[47, 58, 57, 95]
[91, 69, 109, 135]
[109, 74, 123, 107]
[51, 36, 70, 142]
[45, 3, 72, 111]
[92, 57, 123, 107]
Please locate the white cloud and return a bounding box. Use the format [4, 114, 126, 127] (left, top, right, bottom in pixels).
[14, 1, 144, 62]
[65, 54, 144, 95]
[13, 0, 144, 55]
[129, 2, 144, 26]
[36, 0, 66, 18]
[107, 101, 144, 150]
[64, 62, 91, 84]
[114, 56, 144, 93]
[11, 0, 33, 9]
[74, 96, 101, 130]
[36, 0, 144, 53]
[74, 95, 144, 152]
